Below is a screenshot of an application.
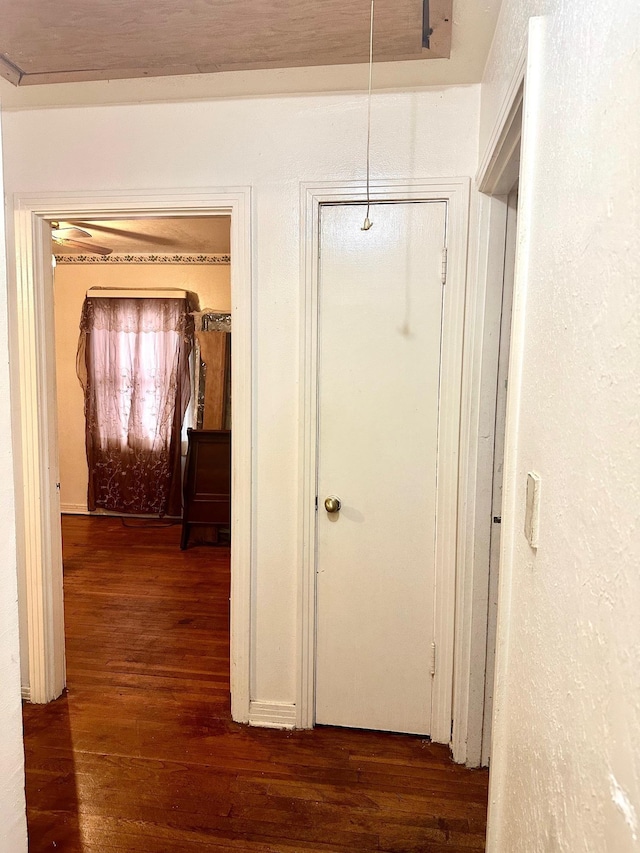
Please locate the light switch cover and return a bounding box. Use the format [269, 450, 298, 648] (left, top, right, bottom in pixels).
[525, 472, 541, 549]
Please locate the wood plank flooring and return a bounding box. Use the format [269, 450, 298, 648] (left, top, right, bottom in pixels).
[23, 515, 489, 852]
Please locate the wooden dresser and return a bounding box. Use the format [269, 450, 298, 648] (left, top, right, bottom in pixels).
[180, 429, 231, 549]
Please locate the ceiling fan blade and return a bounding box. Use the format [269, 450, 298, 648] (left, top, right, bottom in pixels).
[53, 226, 93, 239]
[51, 220, 93, 239]
[73, 221, 171, 246]
[54, 237, 113, 256]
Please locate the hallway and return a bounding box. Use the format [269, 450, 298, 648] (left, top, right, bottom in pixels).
[23, 516, 489, 852]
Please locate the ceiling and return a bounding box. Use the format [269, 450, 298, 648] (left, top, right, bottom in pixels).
[52, 217, 231, 255]
[0, 1, 502, 107]
[2, 0, 452, 87]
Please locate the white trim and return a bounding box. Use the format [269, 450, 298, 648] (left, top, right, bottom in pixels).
[11, 211, 65, 704]
[482, 189, 519, 767]
[452, 194, 508, 766]
[60, 503, 89, 515]
[477, 43, 526, 192]
[487, 18, 547, 843]
[451, 39, 527, 769]
[298, 179, 470, 743]
[249, 701, 296, 729]
[10, 188, 253, 720]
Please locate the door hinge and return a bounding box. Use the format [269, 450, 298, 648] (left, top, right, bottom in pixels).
[315, 495, 318, 511]
[430, 641, 436, 677]
[441, 247, 448, 285]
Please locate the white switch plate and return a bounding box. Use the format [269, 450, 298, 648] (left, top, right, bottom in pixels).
[525, 472, 541, 549]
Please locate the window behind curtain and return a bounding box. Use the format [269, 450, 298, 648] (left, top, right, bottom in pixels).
[77, 296, 193, 516]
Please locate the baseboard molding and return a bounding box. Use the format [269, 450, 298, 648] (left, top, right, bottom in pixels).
[21, 684, 31, 701]
[60, 504, 183, 521]
[248, 701, 296, 729]
[60, 503, 89, 515]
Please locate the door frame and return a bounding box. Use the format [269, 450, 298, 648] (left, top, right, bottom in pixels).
[298, 179, 470, 743]
[481, 186, 518, 767]
[10, 187, 253, 723]
[451, 28, 541, 766]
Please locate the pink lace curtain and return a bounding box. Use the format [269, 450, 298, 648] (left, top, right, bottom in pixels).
[77, 296, 193, 516]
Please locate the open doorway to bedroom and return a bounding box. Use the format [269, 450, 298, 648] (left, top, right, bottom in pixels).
[52, 217, 232, 522]
[20, 211, 240, 846]
[47, 213, 235, 708]
[10, 188, 259, 848]
[50, 214, 233, 687]
[30, 215, 234, 735]
[15, 201, 250, 847]
[12, 190, 253, 718]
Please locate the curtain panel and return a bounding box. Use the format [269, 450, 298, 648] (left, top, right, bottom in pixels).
[77, 296, 193, 516]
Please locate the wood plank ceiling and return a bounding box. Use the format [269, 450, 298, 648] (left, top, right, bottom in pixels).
[0, 0, 452, 87]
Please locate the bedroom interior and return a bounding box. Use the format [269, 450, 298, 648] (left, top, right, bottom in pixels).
[52, 216, 232, 530]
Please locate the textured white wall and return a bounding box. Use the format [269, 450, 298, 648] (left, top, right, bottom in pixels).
[1, 87, 479, 708]
[484, 2, 640, 851]
[0, 118, 28, 853]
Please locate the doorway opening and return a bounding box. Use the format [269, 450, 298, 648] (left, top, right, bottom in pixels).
[52, 216, 232, 521]
[11, 190, 253, 721]
[49, 213, 234, 718]
[481, 185, 519, 763]
[451, 74, 524, 767]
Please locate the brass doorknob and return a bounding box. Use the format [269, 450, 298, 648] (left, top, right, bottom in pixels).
[324, 496, 342, 514]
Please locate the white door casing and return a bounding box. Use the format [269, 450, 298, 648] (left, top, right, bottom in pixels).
[10, 189, 252, 721]
[315, 200, 447, 734]
[451, 36, 527, 767]
[298, 179, 470, 744]
[481, 187, 518, 765]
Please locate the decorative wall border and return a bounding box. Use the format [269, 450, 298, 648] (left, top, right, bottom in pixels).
[54, 253, 231, 264]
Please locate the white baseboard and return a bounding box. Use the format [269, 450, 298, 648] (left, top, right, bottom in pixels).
[60, 503, 89, 515]
[21, 684, 31, 701]
[248, 700, 296, 729]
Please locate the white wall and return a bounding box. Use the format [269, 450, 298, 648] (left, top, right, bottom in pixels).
[1, 87, 480, 709]
[484, 2, 640, 850]
[53, 262, 231, 511]
[0, 117, 28, 852]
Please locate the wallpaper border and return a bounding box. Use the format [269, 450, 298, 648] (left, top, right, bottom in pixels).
[54, 253, 231, 265]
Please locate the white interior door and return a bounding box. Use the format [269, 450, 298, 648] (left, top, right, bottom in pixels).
[315, 200, 447, 735]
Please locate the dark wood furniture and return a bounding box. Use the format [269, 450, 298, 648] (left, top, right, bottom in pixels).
[180, 428, 231, 549]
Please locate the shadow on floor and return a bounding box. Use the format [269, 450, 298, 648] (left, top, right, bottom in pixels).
[23, 690, 83, 851]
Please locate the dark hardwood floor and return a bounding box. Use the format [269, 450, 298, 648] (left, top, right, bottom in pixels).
[23, 515, 489, 852]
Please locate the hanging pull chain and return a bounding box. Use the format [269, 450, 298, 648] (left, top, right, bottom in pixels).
[361, 0, 375, 231]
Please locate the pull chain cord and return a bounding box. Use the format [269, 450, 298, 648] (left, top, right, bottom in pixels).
[361, 0, 375, 231]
